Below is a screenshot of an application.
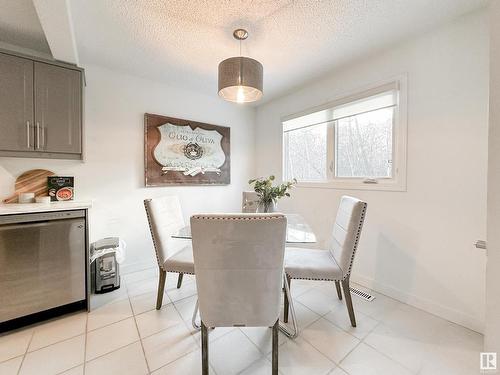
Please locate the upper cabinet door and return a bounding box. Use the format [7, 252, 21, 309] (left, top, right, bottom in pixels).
[0, 54, 34, 151]
[34, 62, 82, 154]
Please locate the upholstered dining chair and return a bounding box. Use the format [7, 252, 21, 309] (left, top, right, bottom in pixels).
[191, 213, 287, 375]
[144, 196, 194, 310]
[283, 196, 367, 330]
[242, 191, 259, 213]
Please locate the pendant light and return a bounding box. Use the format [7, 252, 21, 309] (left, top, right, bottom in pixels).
[218, 29, 263, 103]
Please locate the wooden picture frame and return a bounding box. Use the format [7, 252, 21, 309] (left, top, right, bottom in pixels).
[144, 113, 230, 186]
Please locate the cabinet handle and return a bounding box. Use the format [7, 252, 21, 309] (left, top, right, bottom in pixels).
[26, 121, 30, 148]
[41, 124, 45, 148]
[36, 122, 40, 149]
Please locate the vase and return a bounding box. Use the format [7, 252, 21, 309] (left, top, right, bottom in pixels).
[257, 200, 277, 213]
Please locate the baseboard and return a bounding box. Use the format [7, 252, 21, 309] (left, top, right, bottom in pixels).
[351, 273, 485, 334]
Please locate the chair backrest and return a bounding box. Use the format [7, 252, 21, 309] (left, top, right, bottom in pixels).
[241, 191, 259, 213]
[144, 196, 185, 268]
[330, 196, 367, 279]
[191, 213, 287, 328]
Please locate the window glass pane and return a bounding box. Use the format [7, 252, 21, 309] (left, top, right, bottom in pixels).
[282, 88, 397, 132]
[285, 123, 327, 181]
[335, 107, 393, 178]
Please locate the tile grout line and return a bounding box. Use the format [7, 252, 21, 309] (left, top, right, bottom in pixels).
[353, 301, 419, 374]
[19, 334, 88, 374]
[127, 295, 152, 375]
[11, 284, 364, 374]
[150, 333, 222, 375]
[236, 343, 285, 375]
[236, 327, 280, 372]
[16, 328, 35, 375]
[237, 294, 339, 374]
[354, 309, 419, 375]
[361, 338, 419, 374]
[168, 297, 214, 371]
[286, 291, 380, 369]
[55, 363, 83, 375]
[84, 339, 143, 366]
[83, 311, 89, 374]
[2, 279, 474, 375]
[22, 331, 87, 355]
[16, 312, 89, 355]
[133, 301, 190, 341]
[20, 317, 88, 354]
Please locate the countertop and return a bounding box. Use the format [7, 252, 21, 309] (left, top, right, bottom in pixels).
[0, 201, 92, 216]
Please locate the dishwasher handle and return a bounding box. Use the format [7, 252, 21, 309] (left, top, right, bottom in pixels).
[0, 218, 84, 231]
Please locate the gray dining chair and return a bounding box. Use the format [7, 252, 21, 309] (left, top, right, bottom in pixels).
[242, 191, 259, 213]
[283, 196, 367, 330]
[144, 196, 194, 310]
[191, 213, 287, 375]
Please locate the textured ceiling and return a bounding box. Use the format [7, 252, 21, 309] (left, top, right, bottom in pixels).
[68, 0, 487, 103]
[0, 0, 50, 53]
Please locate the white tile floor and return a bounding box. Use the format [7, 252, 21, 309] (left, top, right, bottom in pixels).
[0, 268, 484, 375]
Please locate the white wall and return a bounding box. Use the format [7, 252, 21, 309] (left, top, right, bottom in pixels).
[255, 10, 489, 332]
[485, 1, 500, 353]
[0, 64, 256, 271]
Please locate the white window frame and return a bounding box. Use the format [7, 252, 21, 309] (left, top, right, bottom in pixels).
[282, 75, 408, 192]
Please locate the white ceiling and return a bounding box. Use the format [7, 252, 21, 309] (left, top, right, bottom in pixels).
[1, 1, 488, 103]
[0, 0, 49, 53]
[67, 0, 488, 103]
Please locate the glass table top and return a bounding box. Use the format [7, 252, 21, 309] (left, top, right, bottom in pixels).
[172, 213, 316, 244]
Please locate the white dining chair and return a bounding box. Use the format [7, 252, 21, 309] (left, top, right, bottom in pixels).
[191, 213, 287, 375]
[242, 191, 259, 213]
[283, 196, 367, 331]
[144, 196, 194, 310]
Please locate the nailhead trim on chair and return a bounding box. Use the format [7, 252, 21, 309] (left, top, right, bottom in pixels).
[144, 200, 197, 275]
[191, 215, 285, 221]
[143, 199, 166, 272]
[165, 269, 195, 275]
[285, 275, 340, 282]
[285, 201, 368, 282]
[343, 202, 367, 281]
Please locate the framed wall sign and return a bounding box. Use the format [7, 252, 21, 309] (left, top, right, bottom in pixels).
[144, 113, 230, 186]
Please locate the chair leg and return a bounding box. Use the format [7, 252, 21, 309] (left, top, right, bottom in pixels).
[156, 269, 166, 310]
[283, 275, 291, 323]
[192, 299, 201, 330]
[341, 277, 356, 327]
[272, 319, 279, 375]
[335, 280, 343, 300]
[279, 273, 298, 339]
[177, 273, 184, 289]
[201, 322, 209, 375]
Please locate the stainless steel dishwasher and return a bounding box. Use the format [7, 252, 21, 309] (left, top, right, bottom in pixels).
[0, 210, 87, 330]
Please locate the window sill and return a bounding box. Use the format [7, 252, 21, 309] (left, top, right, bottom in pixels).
[294, 180, 406, 192]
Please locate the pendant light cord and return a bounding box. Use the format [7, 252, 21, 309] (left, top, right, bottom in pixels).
[239, 37, 243, 86]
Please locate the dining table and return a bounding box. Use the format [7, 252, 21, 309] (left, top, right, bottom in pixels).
[172, 213, 317, 244]
[171, 213, 316, 339]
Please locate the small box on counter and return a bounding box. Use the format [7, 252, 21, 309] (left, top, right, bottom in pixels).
[48, 176, 74, 202]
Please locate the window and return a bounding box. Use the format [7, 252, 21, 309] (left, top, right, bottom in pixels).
[283, 79, 407, 191]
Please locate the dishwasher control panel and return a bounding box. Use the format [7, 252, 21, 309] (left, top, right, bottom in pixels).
[0, 209, 86, 225]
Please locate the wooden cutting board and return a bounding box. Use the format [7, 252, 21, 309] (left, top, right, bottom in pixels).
[3, 169, 55, 203]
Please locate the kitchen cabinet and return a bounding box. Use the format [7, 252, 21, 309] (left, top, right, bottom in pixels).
[0, 53, 34, 152]
[34, 62, 82, 154]
[0, 50, 84, 159]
